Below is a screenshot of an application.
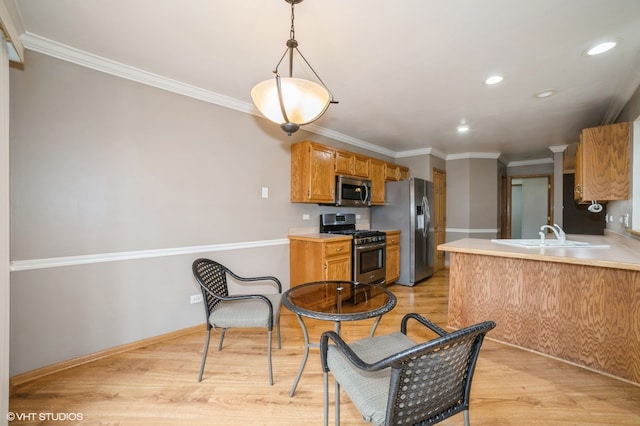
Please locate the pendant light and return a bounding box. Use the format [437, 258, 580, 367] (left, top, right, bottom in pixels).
[251, 0, 337, 135]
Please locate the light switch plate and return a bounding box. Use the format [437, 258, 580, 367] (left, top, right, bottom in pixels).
[261, 187, 269, 198]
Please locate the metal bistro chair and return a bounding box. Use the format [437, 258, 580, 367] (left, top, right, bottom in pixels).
[192, 258, 282, 385]
[320, 313, 496, 426]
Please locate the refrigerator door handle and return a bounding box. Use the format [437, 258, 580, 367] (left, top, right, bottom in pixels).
[424, 196, 432, 226]
[422, 196, 429, 237]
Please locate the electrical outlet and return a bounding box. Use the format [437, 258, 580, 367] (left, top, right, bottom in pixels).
[190, 294, 203, 304]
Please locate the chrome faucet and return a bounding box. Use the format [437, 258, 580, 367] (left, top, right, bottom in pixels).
[540, 223, 566, 243]
[538, 231, 546, 244]
[554, 224, 566, 243]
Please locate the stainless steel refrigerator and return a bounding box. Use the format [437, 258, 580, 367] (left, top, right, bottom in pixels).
[371, 178, 434, 286]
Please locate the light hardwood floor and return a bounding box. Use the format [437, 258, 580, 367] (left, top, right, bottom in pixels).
[9, 269, 640, 425]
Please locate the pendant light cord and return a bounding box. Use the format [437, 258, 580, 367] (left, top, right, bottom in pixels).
[289, 1, 296, 41]
[274, 0, 337, 104]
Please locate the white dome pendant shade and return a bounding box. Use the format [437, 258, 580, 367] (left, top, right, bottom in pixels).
[251, 76, 331, 135]
[250, 0, 336, 136]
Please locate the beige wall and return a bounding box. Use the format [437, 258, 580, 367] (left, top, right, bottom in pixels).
[446, 158, 499, 242]
[8, 51, 378, 375]
[11, 47, 639, 378]
[397, 153, 446, 182]
[2, 38, 11, 424]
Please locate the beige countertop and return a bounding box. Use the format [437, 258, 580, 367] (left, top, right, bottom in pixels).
[288, 233, 352, 242]
[438, 231, 640, 271]
[288, 229, 400, 241]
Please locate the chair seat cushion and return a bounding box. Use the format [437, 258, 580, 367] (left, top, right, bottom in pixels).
[327, 332, 417, 425]
[209, 293, 281, 328]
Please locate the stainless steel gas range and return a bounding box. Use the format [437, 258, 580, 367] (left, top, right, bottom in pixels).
[319, 213, 386, 286]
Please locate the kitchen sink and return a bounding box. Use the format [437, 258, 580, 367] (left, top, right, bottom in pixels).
[491, 239, 610, 248]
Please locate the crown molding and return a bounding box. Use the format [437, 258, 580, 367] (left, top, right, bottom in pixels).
[20, 32, 254, 114]
[19, 32, 396, 159]
[395, 147, 447, 160]
[548, 144, 568, 153]
[446, 152, 502, 160]
[507, 158, 554, 167]
[304, 123, 397, 158]
[0, 0, 25, 62]
[19, 31, 552, 164]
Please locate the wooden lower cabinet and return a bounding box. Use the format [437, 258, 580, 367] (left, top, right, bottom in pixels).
[384, 230, 400, 284]
[289, 236, 352, 286]
[289, 235, 352, 307]
[447, 251, 640, 385]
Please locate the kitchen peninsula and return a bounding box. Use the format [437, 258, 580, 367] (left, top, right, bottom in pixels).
[439, 232, 640, 385]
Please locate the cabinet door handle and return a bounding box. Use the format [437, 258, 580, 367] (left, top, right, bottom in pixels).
[335, 247, 343, 252]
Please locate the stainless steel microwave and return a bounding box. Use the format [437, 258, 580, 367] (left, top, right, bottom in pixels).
[334, 175, 371, 207]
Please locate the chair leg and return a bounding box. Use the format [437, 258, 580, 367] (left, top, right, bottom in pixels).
[464, 409, 470, 426]
[267, 329, 273, 385]
[218, 328, 227, 351]
[276, 314, 282, 349]
[323, 372, 329, 426]
[198, 327, 212, 382]
[334, 380, 341, 426]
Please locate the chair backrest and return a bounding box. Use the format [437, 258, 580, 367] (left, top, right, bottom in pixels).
[192, 258, 230, 316]
[385, 321, 495, 425]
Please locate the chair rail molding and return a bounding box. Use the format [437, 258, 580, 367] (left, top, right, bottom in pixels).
[10, 238, 289, 272]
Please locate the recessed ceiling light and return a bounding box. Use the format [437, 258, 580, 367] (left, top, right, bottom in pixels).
[485, 75, 504, 85]
[587, 41, 617, 56]
[535, 89, 556, 98]
[457, 124, 470, 133]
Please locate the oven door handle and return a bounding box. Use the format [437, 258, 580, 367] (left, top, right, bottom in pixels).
[354, 241, 386, 252]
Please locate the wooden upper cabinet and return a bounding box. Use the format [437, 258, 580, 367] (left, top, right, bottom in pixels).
[574, 140, 583, 200]
[291, 141, 335, 204]
[334, 149, 354, 175]
[384, 162, 400, 181]
[291, 140, 407, 204]
[370, 159, 386, 205]
[353, 154, 370, 178]
[574, 122, 630, 203]
[563, 143, 577, 173]
[335, 149, 370, 178]
[399, 166, 410, 180]
[384, 162, 410, 181]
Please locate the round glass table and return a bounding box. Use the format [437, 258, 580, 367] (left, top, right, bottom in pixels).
[282, 280, 397, 396]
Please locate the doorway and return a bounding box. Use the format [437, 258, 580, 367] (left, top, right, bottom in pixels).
[505, 175, 553, 239]
[432, 168, 446, 272]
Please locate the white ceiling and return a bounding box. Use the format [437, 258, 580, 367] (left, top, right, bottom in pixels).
[11, 0, 640, 163]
